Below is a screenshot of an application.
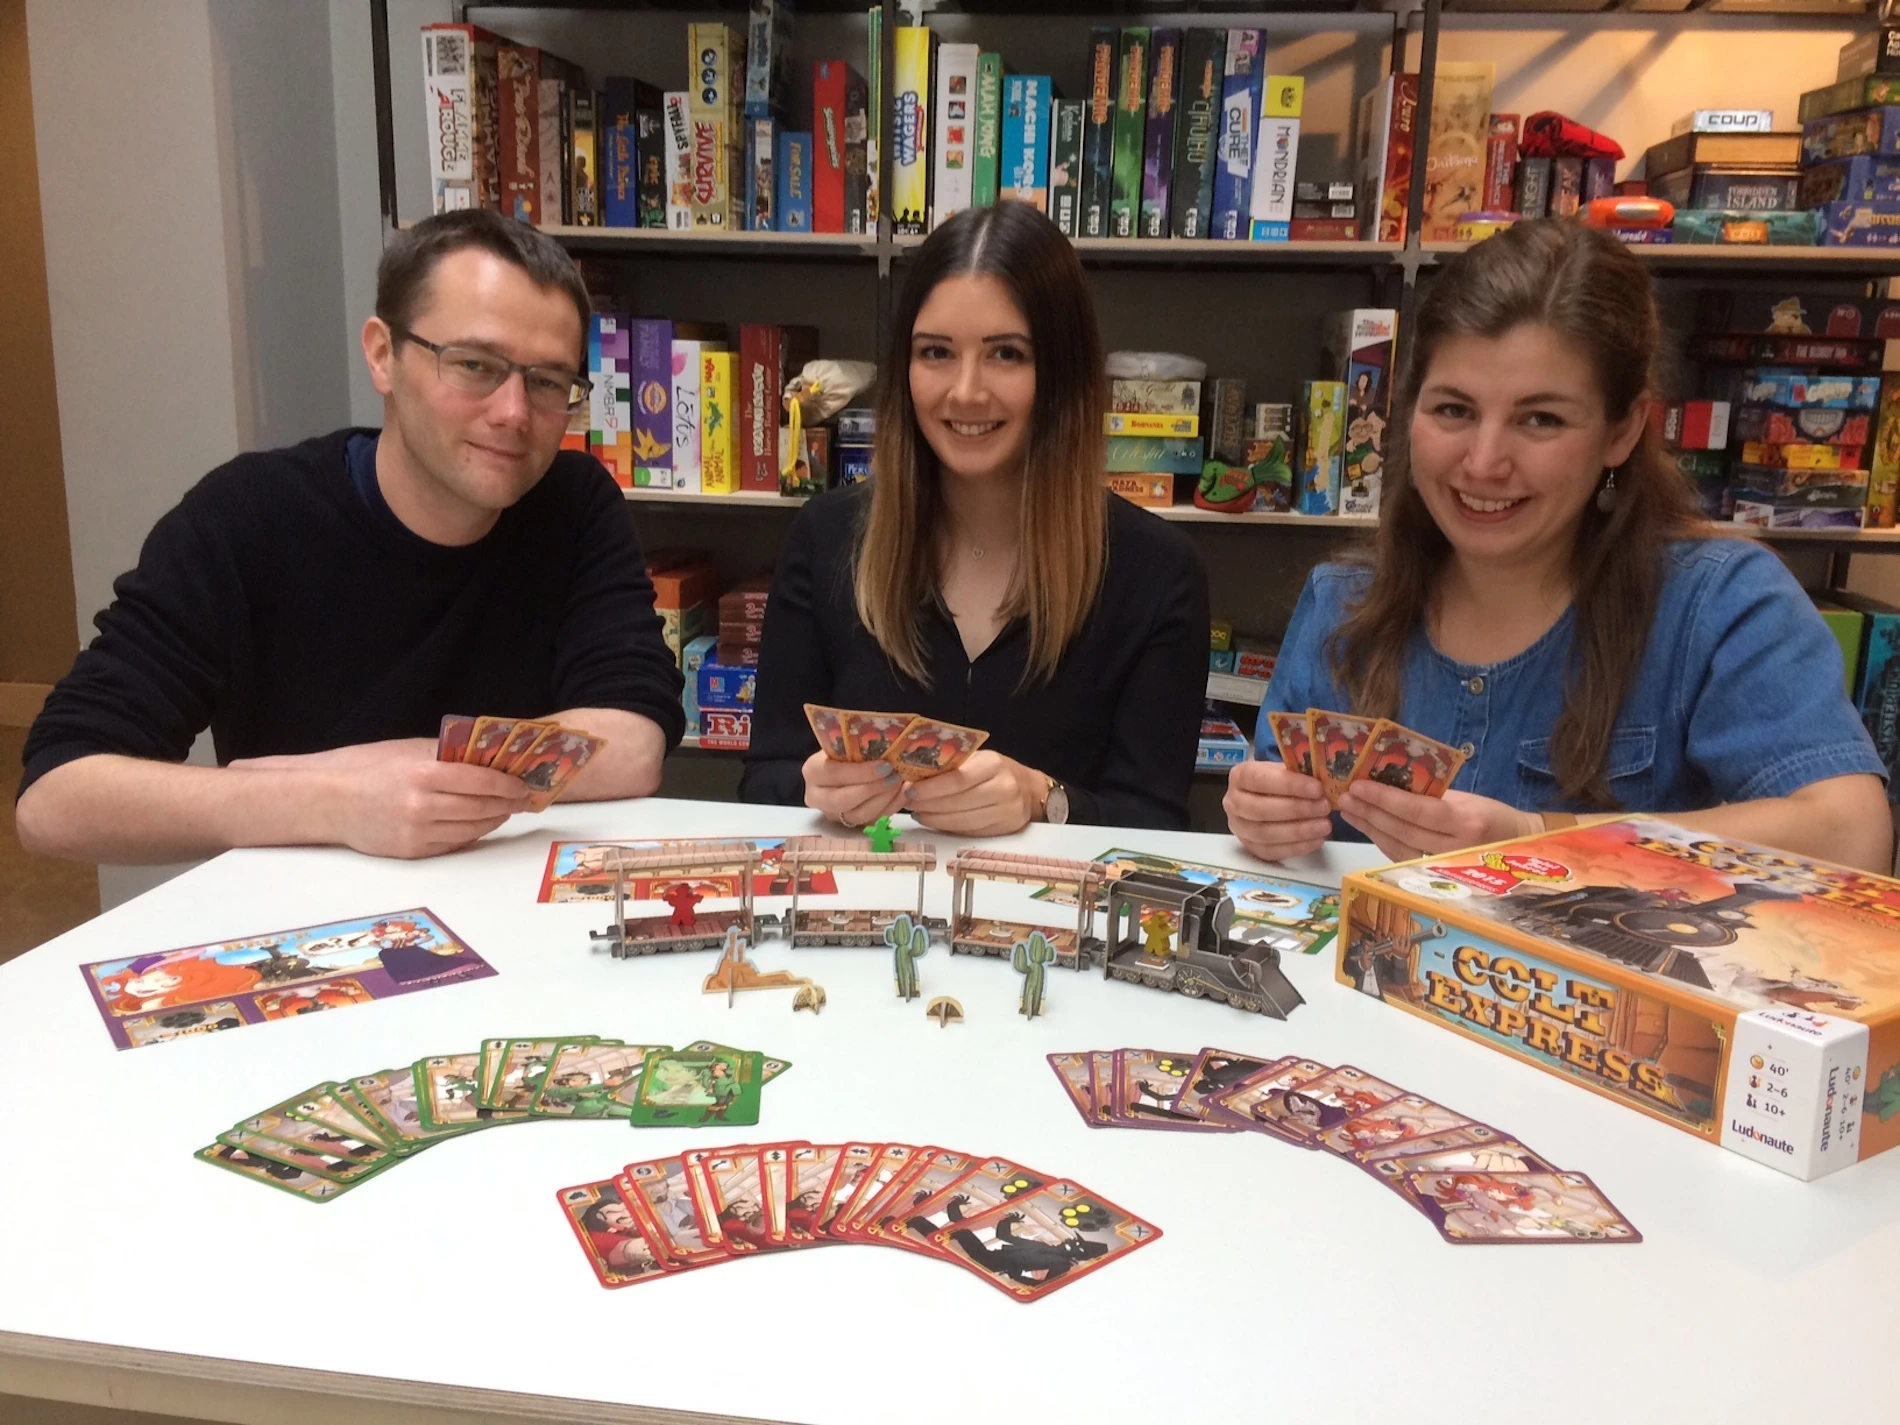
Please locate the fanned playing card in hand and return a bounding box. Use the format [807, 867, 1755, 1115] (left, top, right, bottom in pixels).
[886, 717, 988, 780]
[844, 710, 918, 763]
[1350, 719, 1466, 799]
[1306, 709, 1377, 805]
[434, 714, 605, 810]
[1265, 711, 1315, 778]
[804, 704, 852, 760]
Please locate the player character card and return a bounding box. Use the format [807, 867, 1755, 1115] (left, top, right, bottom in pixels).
[927, 1179, 1162, 1301]
[557, 1179, 670, 1286]
[1407, 1170, 1641, 1244]
[81, 909, 493, 1050]
[843, 710, 918, 763]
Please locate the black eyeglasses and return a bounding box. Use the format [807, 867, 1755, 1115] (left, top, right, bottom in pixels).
[395, 328, 591, 414]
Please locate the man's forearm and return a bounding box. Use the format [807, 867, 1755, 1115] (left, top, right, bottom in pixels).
[15, 754, 344, 864]
[551, 709, 669, 802]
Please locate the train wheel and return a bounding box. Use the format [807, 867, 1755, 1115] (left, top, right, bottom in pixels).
[1180, 980, 1206, 998]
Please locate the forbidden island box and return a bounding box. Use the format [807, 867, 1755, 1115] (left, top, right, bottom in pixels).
[1339, 817, 1900, 1180]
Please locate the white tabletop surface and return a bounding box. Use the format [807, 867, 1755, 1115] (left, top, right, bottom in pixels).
[4, 797, 1900, 1425]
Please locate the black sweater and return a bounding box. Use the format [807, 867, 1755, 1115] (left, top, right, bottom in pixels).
[738, 484, 1210, 829]
[19, 429, 683, 798]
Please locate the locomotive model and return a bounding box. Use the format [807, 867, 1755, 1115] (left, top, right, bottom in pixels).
[1101, 871, 1305, 1018]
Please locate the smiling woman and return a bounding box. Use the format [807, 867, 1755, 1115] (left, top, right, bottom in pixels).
[1225, 219, 1892, 873]
[740, 202, 1210, 835]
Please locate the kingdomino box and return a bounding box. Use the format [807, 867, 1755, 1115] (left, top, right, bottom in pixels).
[1339, 818, 1900, 1180]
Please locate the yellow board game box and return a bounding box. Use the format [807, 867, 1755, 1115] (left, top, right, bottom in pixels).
[1339, 817, 1900, 1179]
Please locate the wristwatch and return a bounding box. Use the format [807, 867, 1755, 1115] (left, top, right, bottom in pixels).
[1041, 776, 1070, 826]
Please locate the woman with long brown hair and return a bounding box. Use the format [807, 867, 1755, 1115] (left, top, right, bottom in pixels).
[1227, 220, 1890, 871]
[741, 202, 1208, 833]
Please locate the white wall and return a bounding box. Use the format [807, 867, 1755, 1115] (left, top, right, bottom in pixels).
[27, 0, 364, 908]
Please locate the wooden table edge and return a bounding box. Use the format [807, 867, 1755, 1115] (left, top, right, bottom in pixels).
[0, 1330, 790, 1425]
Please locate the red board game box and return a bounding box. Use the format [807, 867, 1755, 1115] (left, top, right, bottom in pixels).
[1341, 818, 1900, 1179]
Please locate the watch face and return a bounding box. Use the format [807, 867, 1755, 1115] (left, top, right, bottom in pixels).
[1046, 784, 1070, 825]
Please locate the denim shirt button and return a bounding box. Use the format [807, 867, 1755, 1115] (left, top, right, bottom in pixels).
[1466, 675, 1485, 694]
[1459, 741, 1475, 757]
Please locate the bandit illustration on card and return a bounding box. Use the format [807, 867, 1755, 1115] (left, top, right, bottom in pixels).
[1307, 709, 1378, 804]
[1352, 720, 1466, 798]
[1266, 711, 1315, 778]
[82, 909, 493, 1050]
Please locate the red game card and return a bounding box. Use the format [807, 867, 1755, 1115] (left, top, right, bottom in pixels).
[1306, 709, 1377, 805]
[435, 714, 477, 763]
[1350, 719, 1467, 798]
[885, 717, 988, 781]
[1265, 711, 1314, 778]
[804, 704, 851, 761]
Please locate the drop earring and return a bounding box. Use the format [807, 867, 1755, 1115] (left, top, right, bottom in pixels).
[1596, 466, 1618, 513]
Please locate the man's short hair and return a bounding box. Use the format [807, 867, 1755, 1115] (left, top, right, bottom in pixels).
[375, 210, 591, 355]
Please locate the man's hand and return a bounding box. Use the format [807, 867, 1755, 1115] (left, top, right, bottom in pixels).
[902, 752, 1041, 837]
[801, 750, 906, 829]
[1224, 759, 1332, 862]
[321, 756, 531, 859]
[1337, 780, 1538, 863]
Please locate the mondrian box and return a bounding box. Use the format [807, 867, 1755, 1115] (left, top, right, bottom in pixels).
[1340, 817, 1900, 1180]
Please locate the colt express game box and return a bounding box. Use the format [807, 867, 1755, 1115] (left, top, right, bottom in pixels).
[1339, 818, 1900, 1179]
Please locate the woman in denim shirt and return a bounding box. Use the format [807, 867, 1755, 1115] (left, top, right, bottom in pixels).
[1226, 221, 1891, 872]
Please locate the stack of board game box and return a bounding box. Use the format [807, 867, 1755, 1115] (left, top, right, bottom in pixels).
[648, 550, 721, 671]
[201, 1038, 790, 1202]
[690, 575, 771, 750]
[1052, 1047, 1640, 1244]
[1729, 370, 1880, 530]
[1799, 31, 1900, 247]
[559, 1140, 1160, 1298]
[1642, 112, 1802, 241]
[1105, 373, 1203, 506]
[1338, 817, 1900, 1181]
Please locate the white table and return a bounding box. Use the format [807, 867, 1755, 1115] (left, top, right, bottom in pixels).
[3, 798, 1898, 1425]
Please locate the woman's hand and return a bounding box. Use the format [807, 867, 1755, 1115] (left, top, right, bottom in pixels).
[1337, 780, 1540, 863]
[801, 750, 906, 829]
[1224, 760, 1333, 862]
[902, 751, 1041, 837]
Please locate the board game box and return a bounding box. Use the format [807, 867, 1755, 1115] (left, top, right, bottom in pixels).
[1339, 818, 1900, 1179]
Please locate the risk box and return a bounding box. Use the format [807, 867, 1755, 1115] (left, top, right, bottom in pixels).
[1296, 380, 1345, 516]
[1340, 817, 1900, 1181]
[1323, 310, 1397, 518]
[699, 708, 752, 751]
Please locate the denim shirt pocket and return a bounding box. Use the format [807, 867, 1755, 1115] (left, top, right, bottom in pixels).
[1518, 726, 1658, 810]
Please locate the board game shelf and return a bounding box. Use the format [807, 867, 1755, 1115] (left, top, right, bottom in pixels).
[1424, 241, 1900, 276]
[540, 225, 880, 260]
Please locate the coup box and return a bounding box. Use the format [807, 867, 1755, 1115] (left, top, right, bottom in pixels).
[1339, 817, 1900, 1180]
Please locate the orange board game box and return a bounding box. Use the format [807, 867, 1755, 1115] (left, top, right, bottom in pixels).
[1339, 817, 1900, 1179]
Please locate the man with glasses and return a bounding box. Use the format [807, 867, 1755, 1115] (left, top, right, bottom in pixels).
[17, 211, 684, 863]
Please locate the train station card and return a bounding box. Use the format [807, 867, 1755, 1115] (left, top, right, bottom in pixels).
[1407, 1170, 1641, 1244]
[1349, 720, 1466, 799]
[926, 1180, 1162, 1302]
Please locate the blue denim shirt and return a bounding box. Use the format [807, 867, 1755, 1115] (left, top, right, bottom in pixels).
[1257, 539, 1886, 818]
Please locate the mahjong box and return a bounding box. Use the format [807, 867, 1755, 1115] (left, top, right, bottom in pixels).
[1339, 818, 1900, 1179]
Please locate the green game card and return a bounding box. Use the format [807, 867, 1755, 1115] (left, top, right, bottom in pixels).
[625, 1046, 768, 1128]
